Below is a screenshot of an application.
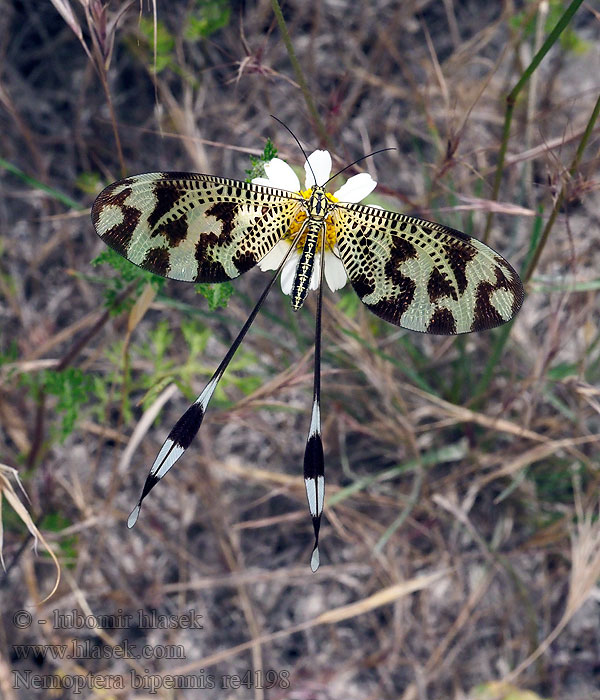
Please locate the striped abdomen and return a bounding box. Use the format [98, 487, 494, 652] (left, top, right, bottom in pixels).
[291, 219, 325, 311]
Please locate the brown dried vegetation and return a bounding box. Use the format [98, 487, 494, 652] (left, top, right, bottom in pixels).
[1, 1, 599, 699]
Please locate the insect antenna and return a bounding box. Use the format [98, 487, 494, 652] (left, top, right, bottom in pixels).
[127, 233, 301, 528]
[324, 148, 396, 187]
[270, 115, 319, 188]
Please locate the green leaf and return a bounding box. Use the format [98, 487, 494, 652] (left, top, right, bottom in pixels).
[21, 368, 95, 442]
[245, 138, 278, 181]
[184, 0, 231, 40]
[138, 17, 176, 72]
[509, 1, 589, 55]
[547, 362, 578, 380]
[180, 320, 212, 358]
[92, 248, 165, 313]
[147, 320, 175, 362]
[0, 340, 19, 366]
[0, 157, 81, 210]
[196, 281, 234, 310]
[39, 513, 78, 565]
[75, 171, 103, 196]
[336, 288, 361, 319]
[230, 374, 262, 397]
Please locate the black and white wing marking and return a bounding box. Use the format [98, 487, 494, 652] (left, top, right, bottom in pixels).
[334, 203, 524, 334]
[92, 173, 303, 282]
[91, 164, 525, 573]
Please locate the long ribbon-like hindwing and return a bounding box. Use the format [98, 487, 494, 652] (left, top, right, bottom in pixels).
[303, 217, 326, 571]
[92, 160, 524, 571]
[127, 232, 301, 528]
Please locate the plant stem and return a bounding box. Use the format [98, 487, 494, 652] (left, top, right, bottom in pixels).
[270, 0, 332, 149]
[483, 0, 585, 243]
[0, 158, 81, 210]
[523, 92, 600, 284]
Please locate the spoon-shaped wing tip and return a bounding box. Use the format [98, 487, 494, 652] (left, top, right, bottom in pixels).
[310, 546, 320, 573]
[127, 505, 141, 529]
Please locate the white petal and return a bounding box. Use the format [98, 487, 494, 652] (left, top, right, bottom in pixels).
[258, 240, 290, 271]
[324, 250, 347, 291]
[251, 177, 272, 187]
[262, 158, 301, 192]
[333, 172, 377, 203]
[305, 150, 331, 188]
[280, 256, 299, 295]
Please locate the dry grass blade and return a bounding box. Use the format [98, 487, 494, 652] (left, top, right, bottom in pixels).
[402, 567, 497, 700]
[159, 569, 450, 676]
[4, 1, 598, 696]
[315, 569, 450, 624]
[476, 434, 600, 490]
[506, 494, 600, 683]
[0, 464, 60, 601]
[49, 0, 92, 61]
[117, 383, 179, 475]
[126, 282, 157, 334]
[401, 383, 546, 443]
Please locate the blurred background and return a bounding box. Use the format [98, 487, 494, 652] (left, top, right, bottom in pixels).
[1, 1, 599, 698]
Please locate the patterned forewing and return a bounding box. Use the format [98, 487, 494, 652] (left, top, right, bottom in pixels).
[335, 204, 524, 334]
[92, 173, 302, 282]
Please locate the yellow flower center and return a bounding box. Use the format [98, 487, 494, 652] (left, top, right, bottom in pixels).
[285, 189, 338, 253]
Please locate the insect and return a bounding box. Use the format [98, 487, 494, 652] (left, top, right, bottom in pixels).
[92, 138, 524, 572]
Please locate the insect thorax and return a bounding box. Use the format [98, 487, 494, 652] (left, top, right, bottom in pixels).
[305, 186, 332, 220]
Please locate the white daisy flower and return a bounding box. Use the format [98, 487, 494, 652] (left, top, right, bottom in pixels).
[253, 150, 377, 295]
